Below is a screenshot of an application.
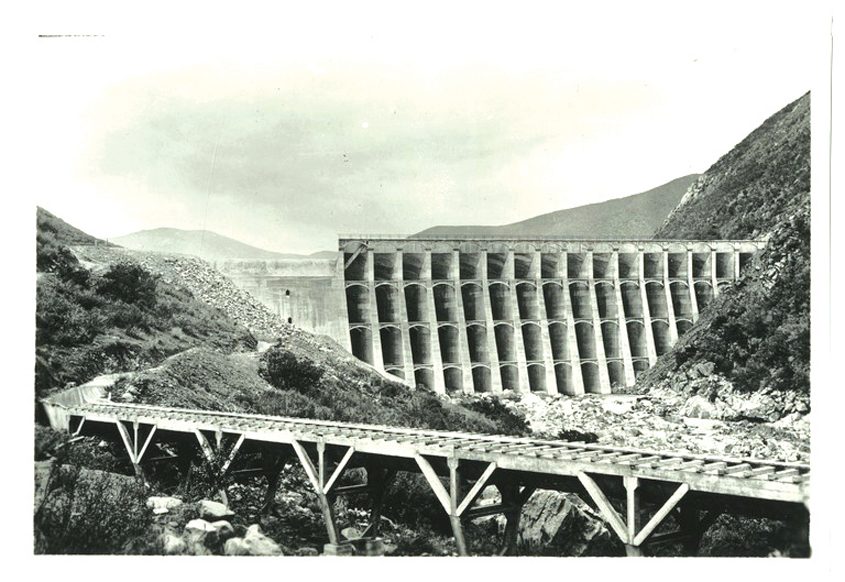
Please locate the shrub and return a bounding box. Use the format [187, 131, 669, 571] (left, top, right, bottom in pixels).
[97, 263, 159, 309]
[34, 464, 153, 554]
[259, 350, 325, 394]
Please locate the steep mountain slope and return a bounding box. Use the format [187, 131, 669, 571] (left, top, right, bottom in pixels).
[639, 92, 810, 401]
[37, 207, 112, 247]
[414, 174, 698, 238]
[112, 228, 323, 260]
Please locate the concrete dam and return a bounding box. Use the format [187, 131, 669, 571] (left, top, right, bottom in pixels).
[219, 236, 766, 396]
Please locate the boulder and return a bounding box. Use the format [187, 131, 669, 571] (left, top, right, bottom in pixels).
[680, 395, 719, 419]
[146, 496, 183, 515]
[210, 520, 236, 543]
[199, 499, 235, 521]
[184, 518, 217, 544]
[224, 537, 251, 556]
[296, 547, 319, 556]
[341, 526, 363, 540]
[161, 531, 187, 555]
[244, 524, 283, 556]
[223, 525, 284, 556]
[501, 490, 616, 556]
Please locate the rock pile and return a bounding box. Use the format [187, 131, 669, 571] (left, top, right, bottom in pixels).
[497, 390, 808, 463]
[149, 497, 283, 556]
[72, 246, 291, 340]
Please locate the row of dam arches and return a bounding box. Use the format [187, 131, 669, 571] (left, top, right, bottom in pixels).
[341, 242, 763, 395]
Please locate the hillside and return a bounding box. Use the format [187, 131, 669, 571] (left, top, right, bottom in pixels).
[638, 92, 810, 401]
[35, 209, 258, 400]
[37, 207, 112, 247]
[414, 174, 698, 238]
[112, 228, 326, 261]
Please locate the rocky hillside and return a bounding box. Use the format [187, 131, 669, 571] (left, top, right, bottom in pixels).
[112, 228, 327, 261]
[415, 174, 698, 238]
[639, 92, 810, 402]
[35, 209, 257, 400]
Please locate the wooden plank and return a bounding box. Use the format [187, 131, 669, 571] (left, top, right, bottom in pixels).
[742, 466, 776, 478]
[220, 434, 246, 475]
[323, 447, 355, 494]
[291, 440, 321, 492]
[136, 425, 158, 464]
[194, 429, 216, 462]
[625, 476, 639, 544]
[577, 472, 628, 543]
[414, 454, 452, 515]
[115, 421, 136, 464]
[723, 463, 752, 475]
[464, 503, 518, 519]
[632, 483, 690, 546]
[769, 468, 800, 481]
[456, 462, 497, 516]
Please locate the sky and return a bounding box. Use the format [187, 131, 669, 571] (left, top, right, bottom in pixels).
[21, 1, 827, 254]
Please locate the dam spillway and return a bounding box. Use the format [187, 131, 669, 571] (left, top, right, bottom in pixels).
[340, 236, 766, 395]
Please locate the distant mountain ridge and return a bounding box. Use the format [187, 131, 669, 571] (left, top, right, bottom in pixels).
[112, 228, 331, 261]
[413, 174, 699, 239]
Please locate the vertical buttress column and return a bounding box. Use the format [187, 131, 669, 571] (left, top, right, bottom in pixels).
[395, 253, 416, 386]
[424, 252, 446, 394]
[638, 251, 658, 366]
[586, 252, 612, 394]
[612, 250, 636, 387]
[710, 249, 720, 298]
[687, 249, 699, 322]
[535, 251, 559, 395]
[366, 250, 384, 371]
[506, 251, 530, 392]
[451, 250, 475, 394]
[561, 251, 585, 395]
[663, 250, 679, 346]
[481, 250, 503, 393]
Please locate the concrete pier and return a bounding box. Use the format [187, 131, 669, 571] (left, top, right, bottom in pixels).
[341, 237, 765, 394]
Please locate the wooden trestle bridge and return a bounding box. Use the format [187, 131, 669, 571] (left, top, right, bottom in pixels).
[43, 399, 810, 556]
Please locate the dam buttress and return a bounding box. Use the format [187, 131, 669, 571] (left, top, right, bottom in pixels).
[339, 236, 766, 395]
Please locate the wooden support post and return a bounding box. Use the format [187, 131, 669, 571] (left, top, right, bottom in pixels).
[361, 465, 397, 537]
[448, 457, 468, 556]
[414, 454, 470, 556]
[260, 450, 289, 514]
[291, 440, 340, 545]
[497, 483, 522, 556]
[677, 503, 702, 556]
[624, 476, 641, 556]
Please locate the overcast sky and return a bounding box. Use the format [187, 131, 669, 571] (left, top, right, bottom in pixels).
[26, 1, 825, 254]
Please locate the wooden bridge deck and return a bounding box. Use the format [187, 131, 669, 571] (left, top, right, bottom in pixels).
[45, 399, 810, 556]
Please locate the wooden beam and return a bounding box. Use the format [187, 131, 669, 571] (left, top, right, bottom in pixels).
[324, 447, 355, 494]
[625, 476, 640, 544]
[464, 503, 519, 520]
[633, 483, 690, 546]
[136, 425, 158, 464]
[115, 421, 136, 463]
[220, 433, 246, 475]
[291, 440, 321, 492]
[194, 429, 215, 463]
[456, 462, 497, 516]
[577, 472, 628, 543]
[414, 454, 452, 515]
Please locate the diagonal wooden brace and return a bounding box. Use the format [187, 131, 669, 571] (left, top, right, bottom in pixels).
[456, 462, 497, 517]
[577, 472, 629, 543]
